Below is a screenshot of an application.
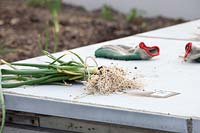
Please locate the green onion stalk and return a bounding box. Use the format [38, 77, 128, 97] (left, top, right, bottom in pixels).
[0, 51, 98, 88]
[0, 67, 5, 133]
[0, 51, 98, 132]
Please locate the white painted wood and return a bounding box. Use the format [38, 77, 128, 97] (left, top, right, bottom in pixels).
[63, 0, 200, 20]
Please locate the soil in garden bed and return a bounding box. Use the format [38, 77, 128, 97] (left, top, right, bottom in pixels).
[0, 0, 185, 62]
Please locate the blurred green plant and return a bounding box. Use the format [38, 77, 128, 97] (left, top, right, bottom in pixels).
[38, 21, 50, 53]
[46, 0, 61, 33]
[27, 0, 61, 33]
[47, 0, 61, 52]
[101, 5, 113, 21]
[126, 8, 146, 22]
[27, 0, 61, 52]
[126, 8, 138, 22]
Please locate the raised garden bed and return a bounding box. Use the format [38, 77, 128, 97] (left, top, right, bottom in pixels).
[0, 0, 184, 62]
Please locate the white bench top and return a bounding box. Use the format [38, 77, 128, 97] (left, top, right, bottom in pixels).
[136, 19, 200, 41]
[2, 20, 200, 133]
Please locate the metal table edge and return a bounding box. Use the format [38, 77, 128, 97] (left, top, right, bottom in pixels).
[2, 93, 191, 133]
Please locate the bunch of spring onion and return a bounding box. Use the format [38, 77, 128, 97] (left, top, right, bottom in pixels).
[0, 51, 97, 132]
[0, 51, 98, 88]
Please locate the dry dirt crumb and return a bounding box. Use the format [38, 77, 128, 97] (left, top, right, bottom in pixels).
[85, 66, 142, 94]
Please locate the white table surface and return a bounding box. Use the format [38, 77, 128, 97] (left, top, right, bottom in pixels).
[136, 19, 200, 41]
[1, 21, 200, 133]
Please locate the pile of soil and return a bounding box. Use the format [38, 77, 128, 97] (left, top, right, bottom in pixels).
[0, 0, 185, 62]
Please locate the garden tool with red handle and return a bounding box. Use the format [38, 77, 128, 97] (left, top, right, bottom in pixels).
[184, 42, 200, 62]
[95, 42, 160, 60]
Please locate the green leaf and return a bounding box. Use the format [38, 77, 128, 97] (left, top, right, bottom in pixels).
[46, 0, 61, 14]
[101, 5, 113, 21]
[126, 8, 138, 22]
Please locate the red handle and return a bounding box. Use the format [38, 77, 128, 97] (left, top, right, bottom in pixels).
[184, 42, 192, 60]
[139, 42, 160, 57]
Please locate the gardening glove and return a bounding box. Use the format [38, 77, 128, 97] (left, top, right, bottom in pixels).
[95, 42, 160, 60]
[184, 42, 200, 62]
